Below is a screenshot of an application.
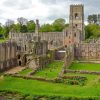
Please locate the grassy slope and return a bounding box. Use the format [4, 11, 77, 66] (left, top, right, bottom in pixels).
[0, 76, 100, 97]
[19, 69, 33, 75]
[34, 61, 63, 78]
[69, 62, 100, 71]
[0, 62, 100, 97]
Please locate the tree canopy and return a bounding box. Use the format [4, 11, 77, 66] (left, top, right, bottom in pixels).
[40, 18, 67, 32]
[85, 24, 100, 39]
[0, 18, 68, 38]
[88, 14, 100, 25]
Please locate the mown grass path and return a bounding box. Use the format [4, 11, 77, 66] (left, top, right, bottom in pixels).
[69, 62, 100, 71]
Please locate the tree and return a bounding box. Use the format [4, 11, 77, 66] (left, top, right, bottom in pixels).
[11, 23, 21, 33]
[17, 17, 28, 25]
[88, 14, 99, 24]
[27, 20, 35, 32]
[52, 18, 66, 32]
[17, 17, 28, 33]
[85, 25, 93, 39]
[20, 25, 28, 33]
[85, 24, 100, 39]
[0, 25, 4, 38]
[5, 19, 14, 27]
[3, 26, 9, 38]
[4, 19, 16, 37]
[40, 24, 53, 32]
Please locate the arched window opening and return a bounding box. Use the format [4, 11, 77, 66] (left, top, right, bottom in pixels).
[19, 61, 21, 66]
[74, 33, 76, 37]
[75, 13, 79, 19]
[18, 55, 21, 59]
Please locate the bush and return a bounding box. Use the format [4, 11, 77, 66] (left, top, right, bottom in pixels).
[54, 78, 64, 83]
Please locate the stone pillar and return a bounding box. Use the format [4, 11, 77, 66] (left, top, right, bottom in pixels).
[35, 19, 39, 36]
[34, 19, 41, 42]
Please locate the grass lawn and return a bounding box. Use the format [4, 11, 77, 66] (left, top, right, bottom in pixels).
[0, 76, 100, 98]
[33, 61, 64, 79]
[64, 73, 100, 86]
[0, 61, 100, 98]
[69, 62, 100, 71]
[19, 68, 33, 75]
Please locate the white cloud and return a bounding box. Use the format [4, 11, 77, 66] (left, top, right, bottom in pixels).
[0, 0, 99, 25]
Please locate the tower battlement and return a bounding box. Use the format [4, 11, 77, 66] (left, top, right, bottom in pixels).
[70, 4, 84, 6]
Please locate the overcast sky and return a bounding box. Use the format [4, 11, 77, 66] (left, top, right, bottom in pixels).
[0, 0, 99, 25]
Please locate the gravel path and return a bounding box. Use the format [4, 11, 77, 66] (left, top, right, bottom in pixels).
[5, 66, 26, 74]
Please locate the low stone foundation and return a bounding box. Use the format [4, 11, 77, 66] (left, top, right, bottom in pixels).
[64, 69, 100, 75]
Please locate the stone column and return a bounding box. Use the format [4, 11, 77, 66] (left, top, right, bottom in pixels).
[34, 19, 41, 42]
[35, 19, 39, 36]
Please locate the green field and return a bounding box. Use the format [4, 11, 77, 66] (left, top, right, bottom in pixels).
[0, 61, 100, 99]
[34, 61, 64, 79]
[69, 62, 100, 71]
[0, 76, 100, 98]
[19, 68, 33, 75]
[64, 73, 99, 85]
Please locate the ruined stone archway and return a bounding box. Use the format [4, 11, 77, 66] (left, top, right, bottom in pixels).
[18, 61, 21, 66]
[17, 54, 21, 59]
[22, 55, 27, 66]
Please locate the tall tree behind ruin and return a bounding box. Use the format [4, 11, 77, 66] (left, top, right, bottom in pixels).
[52, 18, 66, 32]
[27, 20, 35, 32]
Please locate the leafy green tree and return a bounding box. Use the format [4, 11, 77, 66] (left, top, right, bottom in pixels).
[0, 25, 3, 34]
[40, 24, 53, 32]
[20, 25, 28, 33]
[17, 17, 28, 33]
[3, 26, 9, 38]
[85, 24, 100, 39]
[12, 23, 21, 33]
[52, 18, 66, 32]
[27, 20, 35, 32]
[88, 14, 98, 24]
[0, 25, 4, 38]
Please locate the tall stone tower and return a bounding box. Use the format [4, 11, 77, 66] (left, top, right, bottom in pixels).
[70, 4, 85, 43]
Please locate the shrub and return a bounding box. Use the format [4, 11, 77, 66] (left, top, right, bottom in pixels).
[54, 78, 64, 83]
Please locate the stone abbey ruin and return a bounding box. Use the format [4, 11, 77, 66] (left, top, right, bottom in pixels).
[0, 4, 100, 71]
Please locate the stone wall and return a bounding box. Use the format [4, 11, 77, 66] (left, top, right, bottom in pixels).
[65, 46, 74, 69]
[74, 43, 100, 61]
[0, 41, 17, 71]
[9, 32, 65, 50]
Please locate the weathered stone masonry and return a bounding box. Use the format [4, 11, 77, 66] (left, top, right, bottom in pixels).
[0, 41, 17, 71]
[74, 43, 100, 61]
[1, 4, 100, 72]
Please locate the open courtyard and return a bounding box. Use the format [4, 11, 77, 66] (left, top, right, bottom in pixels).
[0, 61, 100, 99]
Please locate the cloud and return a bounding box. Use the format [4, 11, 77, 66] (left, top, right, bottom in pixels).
[18, 0, 33, 10]
[39, 0, 100, 23]
[39, 0, 56, 5]
[3, 0, 33, 10]
[0, 0, 99, 25]
[3, 0, 19, 7]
